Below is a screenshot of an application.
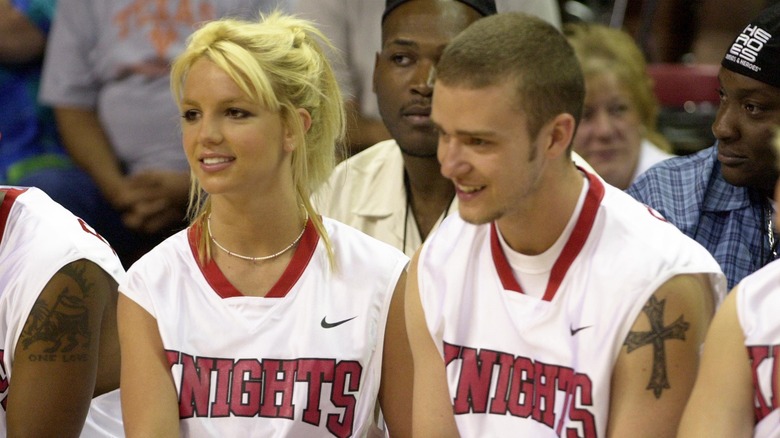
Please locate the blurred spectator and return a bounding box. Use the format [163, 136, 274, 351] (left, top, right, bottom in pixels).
[565, 22, 673, 189]
[293, 0, 562, 156]
[39, 0, 287, 267]
[689, 0, 768, 63]
[599, 0, 768, 63]
[0, 0, 90, 203]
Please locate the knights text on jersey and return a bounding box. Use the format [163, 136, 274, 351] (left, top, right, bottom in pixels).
[119, 217, 408, 437]
[417, 173, 725, 437]
[736, 258, 780, 438]
[0, 186, 126, 437]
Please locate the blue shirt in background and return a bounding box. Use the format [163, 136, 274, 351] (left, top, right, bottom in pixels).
[627, 144, 778, 289]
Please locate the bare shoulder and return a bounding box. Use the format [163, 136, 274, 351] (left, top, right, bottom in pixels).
[607, 273, 716, 437]
[19, 259, 117, 357]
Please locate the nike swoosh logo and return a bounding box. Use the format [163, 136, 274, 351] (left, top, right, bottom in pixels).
[321, 316, 357, 329]
[570, 325, 592, 336]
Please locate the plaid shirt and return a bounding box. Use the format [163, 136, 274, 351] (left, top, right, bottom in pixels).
[627, 145, 778, 290]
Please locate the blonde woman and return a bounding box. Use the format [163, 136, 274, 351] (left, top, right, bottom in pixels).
[565, 23, 674, 190]
[117, 12, 410, 437]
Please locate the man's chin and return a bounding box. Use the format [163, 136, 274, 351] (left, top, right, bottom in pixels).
[397, 140, 438, 158]
[399, 149, 438, 159]
[720, 167, 754, 189]
[459, 210, 498, 226]
[394, 131, 438, 158]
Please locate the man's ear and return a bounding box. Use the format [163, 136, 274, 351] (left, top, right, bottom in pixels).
[543, 113, 577, 158]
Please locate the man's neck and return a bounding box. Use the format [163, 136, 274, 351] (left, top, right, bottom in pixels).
[402, 155, 455, 241]
[498, 165, 586, 256]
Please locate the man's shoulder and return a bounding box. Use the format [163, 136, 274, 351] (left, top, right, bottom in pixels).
[317, 140, 402, 197]
[343, 139, 401, 165]
[627, 146, 716, 202]
[313, 139, 405, 223]
[639, 146, 715, 177]
[595, 186, 724, 293]
[421, 215, 486, 263]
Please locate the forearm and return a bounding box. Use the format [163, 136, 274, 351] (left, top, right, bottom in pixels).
[54, 107, 127, 206]
[0, 0, 46, 63]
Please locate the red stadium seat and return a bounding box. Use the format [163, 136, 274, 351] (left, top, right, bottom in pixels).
[646, 63, 720, 155]
[647, 63, 720, 107]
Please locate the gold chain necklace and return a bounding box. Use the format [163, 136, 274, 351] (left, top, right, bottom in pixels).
[207, 215, 307, 262]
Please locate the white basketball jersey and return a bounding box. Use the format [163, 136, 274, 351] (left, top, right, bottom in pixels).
[737, 258, 780, 438]
[120, 217, 408, 437]
[0, 187, 126, 437]
[417, 172, 725, 437]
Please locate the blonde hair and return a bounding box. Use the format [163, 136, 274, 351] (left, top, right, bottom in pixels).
[170, 11, 345, 265]
[564, 23, 673, 153]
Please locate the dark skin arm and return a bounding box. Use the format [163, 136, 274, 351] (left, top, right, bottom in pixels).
[53, 107, 128, 213]
[0, 0, 46, 64]
[54, 107, 189, 234]
[7, 259, 119, 437]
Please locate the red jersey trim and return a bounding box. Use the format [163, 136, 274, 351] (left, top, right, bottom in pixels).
[188, 218, 320, 299]
[490, 169, 605, 301]
[0, 188, 27, 246]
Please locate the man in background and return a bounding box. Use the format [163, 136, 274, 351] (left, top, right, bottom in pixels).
[628, 3, 780, 289]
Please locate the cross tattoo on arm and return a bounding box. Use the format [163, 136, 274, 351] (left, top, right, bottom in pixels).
[624, 296, 690, 399]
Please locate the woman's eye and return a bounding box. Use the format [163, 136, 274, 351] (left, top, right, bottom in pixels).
[227, 108, 249, 118]
[182, 109, 199, 122]
[609, 104, 629, 116]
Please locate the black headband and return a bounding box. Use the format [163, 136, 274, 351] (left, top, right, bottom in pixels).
[382, 0, 497, 22]
[722, 3, 780, 89]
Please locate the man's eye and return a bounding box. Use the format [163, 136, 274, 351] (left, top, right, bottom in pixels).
[392, 54, 412, 66]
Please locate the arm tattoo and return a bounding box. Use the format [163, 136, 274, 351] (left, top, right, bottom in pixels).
[19, 263, 93, 357]
[624, 296, 689, 399]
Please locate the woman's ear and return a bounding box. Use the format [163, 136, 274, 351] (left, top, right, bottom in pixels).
[285, 108, 312, 152]
[297, 107, 313, 134]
